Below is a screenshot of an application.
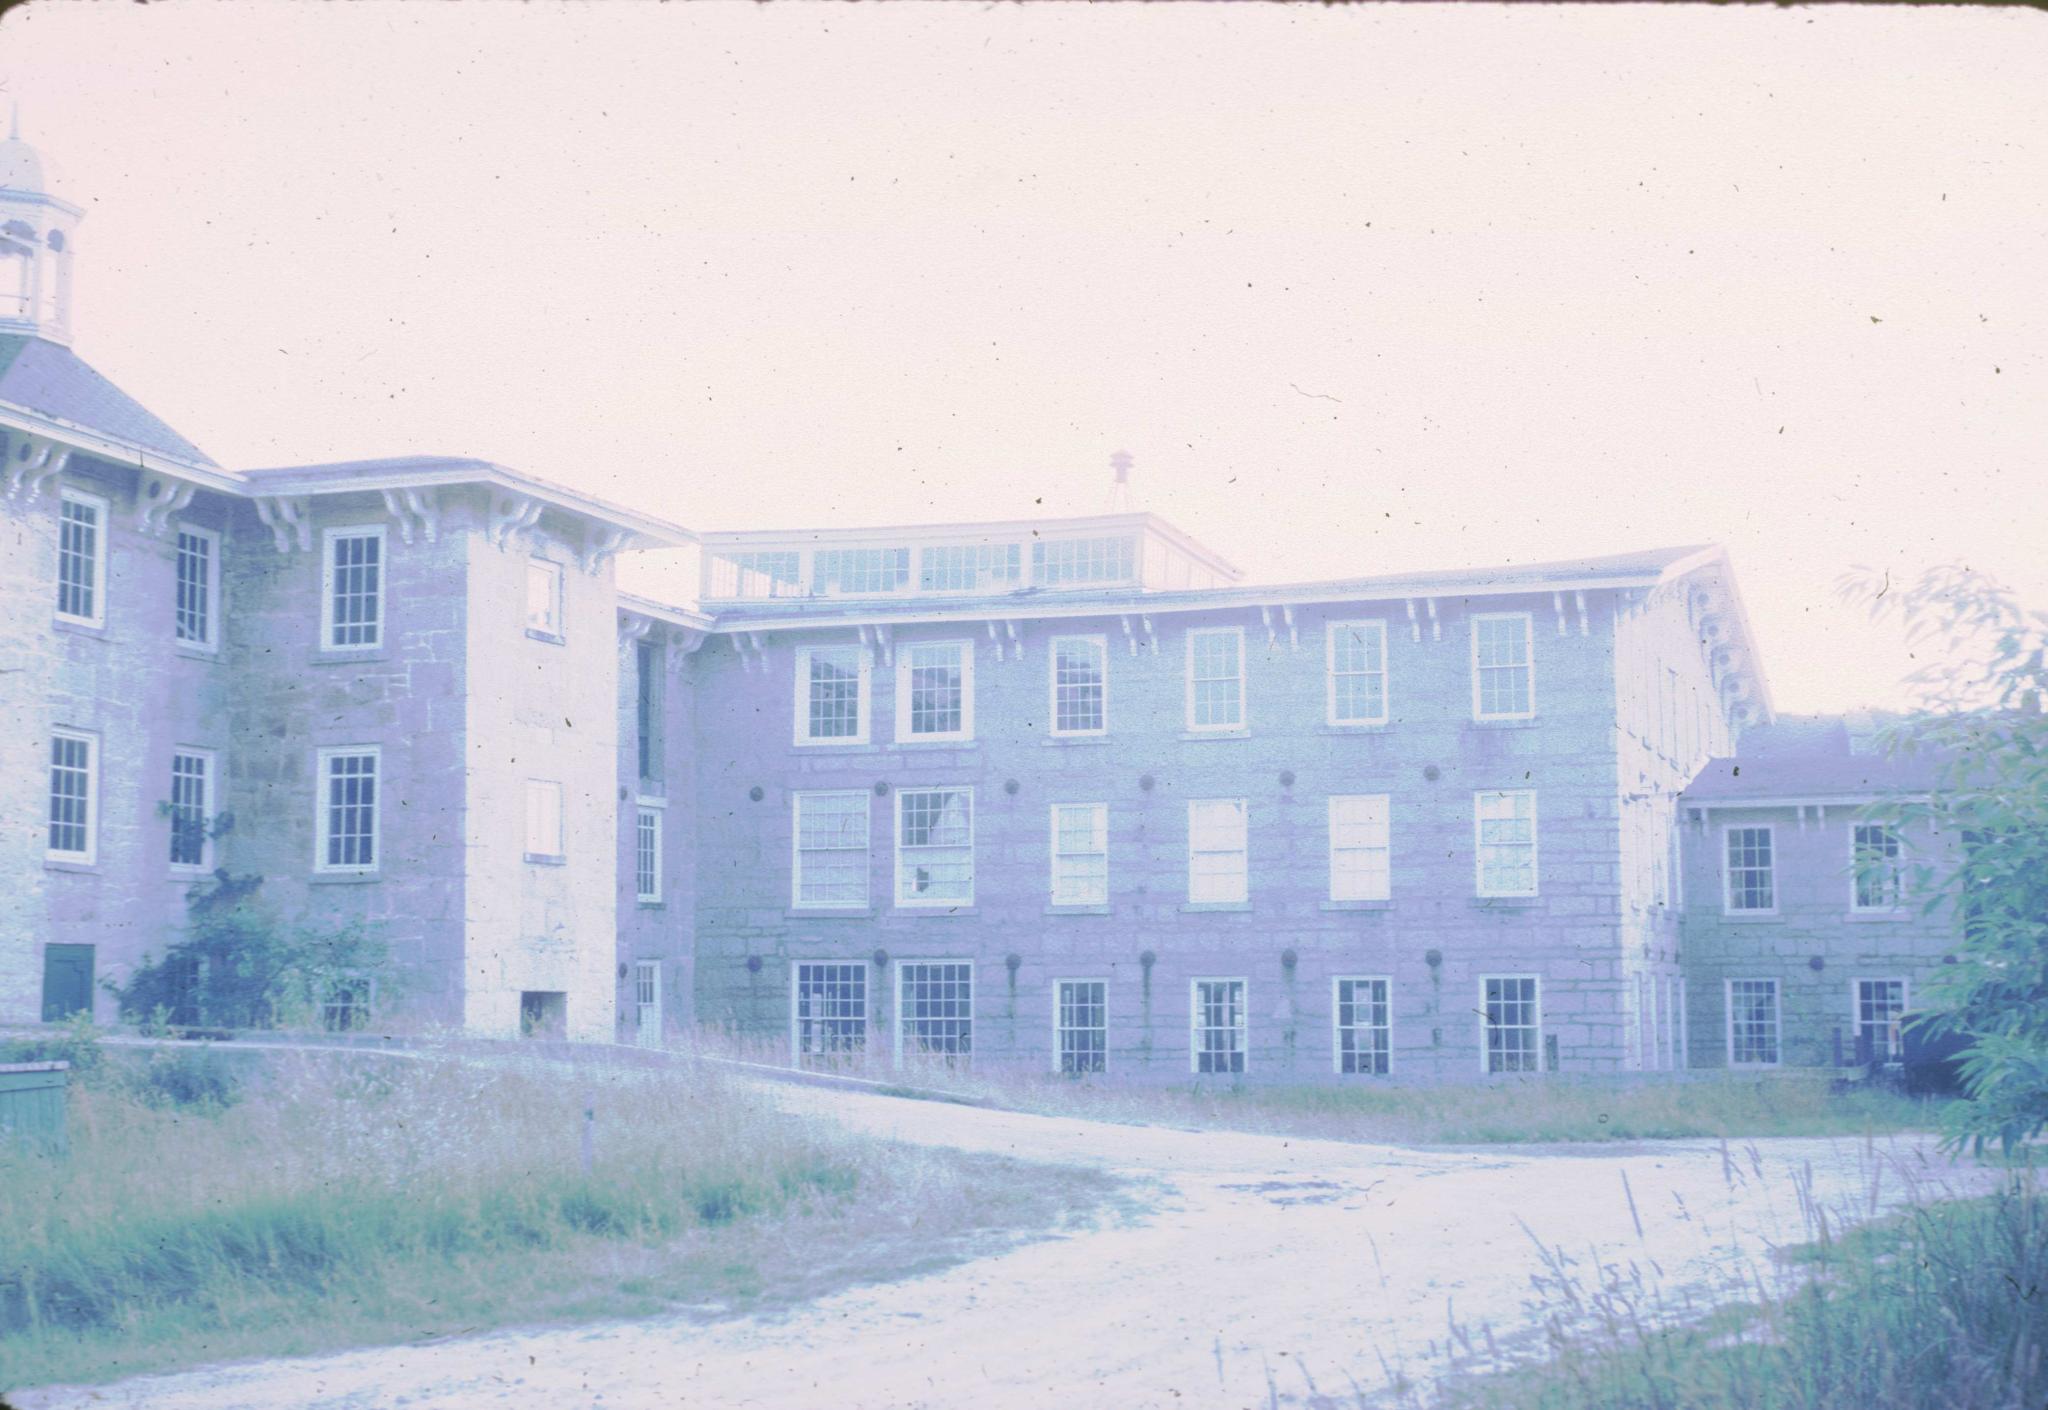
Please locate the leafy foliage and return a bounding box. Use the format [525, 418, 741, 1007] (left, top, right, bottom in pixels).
[1842, 564, 2048, 1153]
[114, 871, 392, 1035]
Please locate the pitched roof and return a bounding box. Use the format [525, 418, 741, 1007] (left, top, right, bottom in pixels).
[1683, 713, 1945, 803]
[0, 334, 217, 468]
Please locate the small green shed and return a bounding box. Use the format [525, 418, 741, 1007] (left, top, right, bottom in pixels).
[0, 1061, 70, 1153]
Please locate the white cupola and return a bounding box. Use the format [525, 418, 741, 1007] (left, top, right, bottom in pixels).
[0, 107, 84, 346]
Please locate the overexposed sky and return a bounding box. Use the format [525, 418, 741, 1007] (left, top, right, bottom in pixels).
[5, 4, 2043, 714]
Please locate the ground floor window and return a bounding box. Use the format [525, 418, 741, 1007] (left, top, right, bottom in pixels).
[322, 976, 375, 1033]
[1191, 978, 1247, 1074]
[632, 960, 662, 1047]
[1334, 976, 1391, 1075]
[40, 943, 94, 1023]
[1055, 979, 1107, 1075]
[794, 962, 867, 1068]
[1727, 978, 1781, 1067]
[897, 961, 972, 1066]
[519, 990, 567, 1039]
[1854, 978, 1907, 1065]
[1482, 975, 1541, 1073]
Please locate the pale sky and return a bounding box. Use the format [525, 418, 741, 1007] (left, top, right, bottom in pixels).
[5, 4, 2043, 715]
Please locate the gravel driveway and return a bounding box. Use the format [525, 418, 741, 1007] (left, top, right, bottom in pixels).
[14, 1082, 1987, 1410]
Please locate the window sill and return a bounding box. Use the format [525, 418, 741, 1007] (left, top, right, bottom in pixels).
[52, 617, 107, 639]
[1045, 904, 1113, 916]
[1321, 899, 1394, 912]
[172, 643, 221, 662]
[524, 853, 567, 867]
[1846, 910, 1912, 923]
[43, 858, 98, 874]
[636, 900, 666, 910]
[1720, 913, 1780, 923]
[1042, 735, 1112, 747]
[792, 740, 878, 753]
[786, 908, 876, 920]
[168, 867, 212, 883]
[892, 737, 978, 749]
[1180, 729, 1249, 742]
[890, 905, 979, 918]
[1320, 721, 1392, 735]
[1181, 901, 1251, 913]
[525, 629, 566, 646]
[309, 871, 381, 885]
[1468, 716, 1540, 730]
[1472, 895, 1541, 908]
[310, 651, 388, 667]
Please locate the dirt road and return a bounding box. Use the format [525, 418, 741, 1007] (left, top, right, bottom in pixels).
[16, 1083, 1986, 1410]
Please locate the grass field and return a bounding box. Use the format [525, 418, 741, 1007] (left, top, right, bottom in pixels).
[0, 1042, 1118, 1393]
[865, 1061, 1940, 1146]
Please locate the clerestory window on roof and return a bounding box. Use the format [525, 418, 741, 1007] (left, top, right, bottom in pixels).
[919, 543, 1023, 593]
[813, 547, 910, 596]
[1032, 535, 1136, 587]
[708, 551, 801, 600]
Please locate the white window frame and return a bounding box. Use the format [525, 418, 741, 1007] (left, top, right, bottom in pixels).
[1332, 975, 1394, 1076]
[1189, 977, 1249, 1075]
[1726, 977, 1782, 1068]
[55, 487, 108, 629]
[1053, 977, 1110, 1076]
[168, 747, 218, 873]
[1470, 611, 1535, 721]
[313, 745, 381, 875]
[1325, 619, 1390, 726]
[1480, 974, 1543, 1074]
[793, 643, 872, 746]
[525, 556, 565, 640]
[1328, 794, 1392, 901]
[524, 779, 565, 861]
[1184, 626, 1247, 732]
[894, 787, 975, 908]
[1474, 789, 1539, 898]
[894, 640, 975, 743]
[173, 523, 221, 651]
[792, 960, 870, 1069]
[1187, 798, 1249, 904]
[1722, 823, 1777, 915]
[634, 799, 664, 903]
[792, 789, 871, 910]
[46, 727, 99, 864]
[1049, 802, 1110, 907]
[1852, 977, 1909, 1064]
[1849, 822, 1906, 913]
[895, 960, 974, 1068]
[632, 959, 663, 1047]
[1048, 634, 1109, 737]
[319, 525, 387, 652]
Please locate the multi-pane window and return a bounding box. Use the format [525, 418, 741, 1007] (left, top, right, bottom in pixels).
[1050, 803, 1109, 906]
[1482, 975, 1542, 1074]
[322, 977, 375, 1033]
[1474, 790, 1538, 897]
[174, 526, 218, 648]
[632, 960, 662, 1047]
[1335, 977, 1392, 1076]
[56, 489, 105, 626]
[1186, 627, 1245, 731]
[707, 550, 800, 599]
[897, 641, 972, 741]
[814, 547, 910, 595]
[919, 543, 1021, 593]
[898, 961, 973, 1066]
[315, 748, 379, 872]
[46, 729, 96, 862]
[1191, 978, 1247, 1074]
[1851, 823, 1905, 911]
[1055, 979, 1108, 1075]
[1727, 978, 1780, 1066]
[1188, 799, 1249, 904]
[1032, 535, 1135, 587]
[794, 791, 870, 909]
[896, 788, 973, 906]
[1471, 612, 1534, 719]
[1724, 826, 1775, 913]
[1329, 794, 1392, 901]
[636, 639, 665, 784]
[794, 962, 868, 1069]
[321, 528, 385, 650]
[1050, 636, 1108, 736]
[1855, 978, 1908, 1065]
[168, 750, 215, 870]
[526, 558, 563, 638]
[635, 805, 662, 902]
[795, 645, 869, 744]
[1327, 620, 1388, 725]
[524, 779, 564, 859]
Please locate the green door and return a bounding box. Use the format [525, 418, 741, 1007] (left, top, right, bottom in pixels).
[40, 944, 94, 1022]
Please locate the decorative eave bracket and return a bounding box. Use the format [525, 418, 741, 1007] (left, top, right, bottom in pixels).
[4, 435, 71, 501]
[136, 474, 198, 537]
[581, 526, 629, 576]
[487, 492, 543, 551]
[253, 495, 312, 553]
[380, 487, 441, 546]
[858, 623, 893, 667]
